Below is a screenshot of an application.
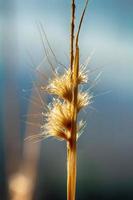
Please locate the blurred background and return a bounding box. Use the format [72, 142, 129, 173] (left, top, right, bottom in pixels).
[0, 0, 133, 199]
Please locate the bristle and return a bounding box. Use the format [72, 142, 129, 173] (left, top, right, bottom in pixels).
[77, 92, 92, 112]
[77, 120, 86, 140]
[78, 65, 88, 84]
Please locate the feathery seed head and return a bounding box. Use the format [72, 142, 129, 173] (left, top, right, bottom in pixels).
[40, 64, 92, 141]
[41, 100, 72, 140]
[47, 70, 72, 101]
[41, 91, 91, 141]
[47, 68, 88, 102]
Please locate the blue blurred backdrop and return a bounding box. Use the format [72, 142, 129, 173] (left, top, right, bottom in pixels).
[0, 0, 133, 199]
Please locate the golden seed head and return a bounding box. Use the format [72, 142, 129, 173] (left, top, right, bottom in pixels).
[41, 100, 72, 140]
[47, 70, 72, 101]
[39, 65, 91, 141]
[47, 68, 88, 101]
[27, 66, 91, 142]
[40, 94, 90, 141]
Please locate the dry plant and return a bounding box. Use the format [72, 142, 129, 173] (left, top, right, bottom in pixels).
[27, 0, 93, 200]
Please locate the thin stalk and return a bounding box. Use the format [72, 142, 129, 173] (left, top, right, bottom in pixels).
[67, 1, 88, 199]
[70, 0, 75, 71]
[67, 140, 77, 200]
[75, 0, 89, 46]
[67, 1, 76, 198]
[67, 46, 79, 200]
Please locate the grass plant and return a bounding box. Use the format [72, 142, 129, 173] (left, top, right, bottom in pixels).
[27, 1, 92, 199]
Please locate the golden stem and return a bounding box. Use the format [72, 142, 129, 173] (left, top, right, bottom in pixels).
[67, 140, 77, 200]
[67, 45, 79, 200]
[67, 1, 76, 198]
[67, 0, 88, 199]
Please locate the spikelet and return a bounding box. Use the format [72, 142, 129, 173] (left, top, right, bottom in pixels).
[47, 68, 88, 102]
[40, 96, 90, 141]
[47, 70, 72, 101]
[41, 100, 72, 140]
